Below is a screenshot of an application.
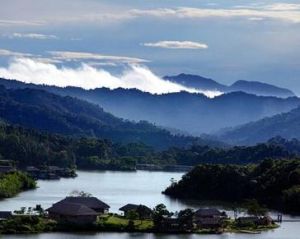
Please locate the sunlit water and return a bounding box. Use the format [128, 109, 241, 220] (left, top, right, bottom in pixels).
[0, 170, 299, 239]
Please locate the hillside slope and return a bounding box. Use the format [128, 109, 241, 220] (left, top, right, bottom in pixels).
[0, 78, 299, 135]
[0, 86, 202, 149]
[218, 107, 300, 145]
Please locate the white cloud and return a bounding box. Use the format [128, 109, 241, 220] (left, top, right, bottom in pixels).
[49, 51, 149, 64]
[0, 20, 44, 26]
[0, 49, 33, 57]
[263, 3, 300, 11]
[9, 33, 58, 40]
[1, 2, 300, 28]
[0, 58, 222, 98]
[130, 5, 300, 23]
[143, 41, 208, 49]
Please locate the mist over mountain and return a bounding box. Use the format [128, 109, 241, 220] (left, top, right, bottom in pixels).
[0, 77, 299, 136]
[218, 106, 300, 145]
[0, 85, 210, 149]
[165, 73, 295, 98]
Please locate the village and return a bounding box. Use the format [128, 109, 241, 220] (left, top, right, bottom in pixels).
[0, 194, 279, 234]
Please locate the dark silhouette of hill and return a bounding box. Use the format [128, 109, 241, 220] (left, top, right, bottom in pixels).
[164, 73, 227, 91]
[165, 73, 295, 97]
[0, 85, 211, 149]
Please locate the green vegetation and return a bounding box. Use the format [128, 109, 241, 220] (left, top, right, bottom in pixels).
[97, 214, 153, 231]
[154, 141, 292, 165]
[0, 172, 36, 198]
[0, 122, 155, 170]
[0, 216, 56, 234]
[1, 121, 299, 171]
[0, 203, 278, 235]
[0, 86, 200, 150]
[164, 159, 300, 214]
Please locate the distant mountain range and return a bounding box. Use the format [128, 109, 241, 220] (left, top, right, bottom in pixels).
[0, 77, 299, 135]
[0, 85, 212, 149]
[165, 73, 295, 98]
[217, 106, 300, 145]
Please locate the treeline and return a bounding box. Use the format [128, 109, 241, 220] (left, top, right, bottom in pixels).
[155, 141, 291, 165]
[0, 123, 157, 171]
[164, 159, 300, 214]
[0, 172, 36, 198]
[1, 122, 300, 171]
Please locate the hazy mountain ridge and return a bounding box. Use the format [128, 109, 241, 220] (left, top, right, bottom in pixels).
[217, 106, 300, 145]
[165, 73, 295, 98]
[0, 78, 299, 135]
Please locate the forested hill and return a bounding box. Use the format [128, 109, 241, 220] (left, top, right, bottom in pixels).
[0, 122, 154, 170]
[218, 106, 300, 145]
[1, 121, 300, 170]
[0, 85, 207, 150]
[164, 159, 300, 214]
[0, 78, 299, 135]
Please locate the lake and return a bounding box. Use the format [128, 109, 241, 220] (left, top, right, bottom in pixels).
[1, 170, 299, 239]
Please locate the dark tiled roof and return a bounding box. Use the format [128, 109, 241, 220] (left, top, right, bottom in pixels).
[194, 208, 222, 217]
[47, 202, 98, 216]
[196, 217, 221, 225]
[119, 204, 152, 212]
[0, 211, 12, 219]
[237, 216, 259, 222]
[54, 197, 110, 210]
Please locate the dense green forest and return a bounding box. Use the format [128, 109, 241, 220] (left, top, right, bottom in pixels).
[0, 172, 36, 198]
[0, 123, 157, 170]
[155, 140, 293, 165]
[1, 122, 300, 171]
[164, 159, 300, 213]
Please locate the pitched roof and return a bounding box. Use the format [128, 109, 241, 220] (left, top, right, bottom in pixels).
[194, 208, 222, 217]
[54, 197, 110, 210]
[119, 204, 152, 212]
[47, 202, 98, 216]
[195, 217, 222, 225]
[119, 204, 139, 211]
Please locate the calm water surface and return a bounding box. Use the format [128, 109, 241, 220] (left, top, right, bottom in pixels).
[0, 170, 299, 239]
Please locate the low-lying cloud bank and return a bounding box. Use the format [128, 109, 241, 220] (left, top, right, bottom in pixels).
[0, 58, 222, 98]
[143, 41, 208, 49]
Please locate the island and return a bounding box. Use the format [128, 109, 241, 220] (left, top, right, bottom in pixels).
[0, 195, 278, 235]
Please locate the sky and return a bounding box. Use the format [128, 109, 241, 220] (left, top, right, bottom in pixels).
[0, 0, 300, 94]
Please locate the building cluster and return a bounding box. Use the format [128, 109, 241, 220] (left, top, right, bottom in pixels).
[45, 196, 274, 230]
[0, 195, 275, 233]
[26, 166, 76, 180]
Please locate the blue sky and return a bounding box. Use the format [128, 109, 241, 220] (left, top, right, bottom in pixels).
[0, 0, 300, 94]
